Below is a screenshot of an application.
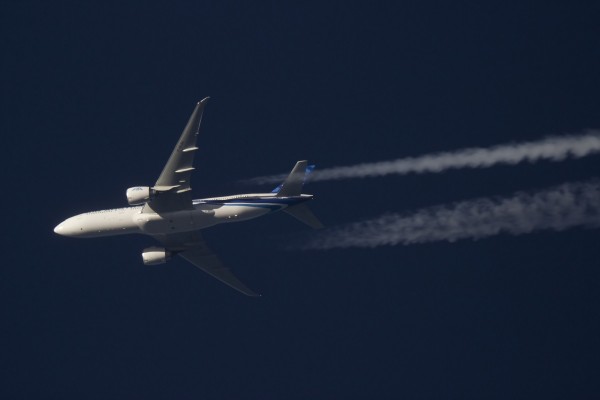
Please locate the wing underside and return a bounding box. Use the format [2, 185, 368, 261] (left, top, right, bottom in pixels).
[143, 97, 209, 214]
[179, 248, 259, 297]
[145, 98, 259, 296]
[153, 231, 259, 297]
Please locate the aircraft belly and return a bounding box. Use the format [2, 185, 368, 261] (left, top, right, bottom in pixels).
[80, 210, 140, 237]
[134, 209, 216, 234]
[214, 205, 273, 222]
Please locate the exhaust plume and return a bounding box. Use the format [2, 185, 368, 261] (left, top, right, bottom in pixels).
[301, 180, 600, 249]
[247, 131, 600, 185]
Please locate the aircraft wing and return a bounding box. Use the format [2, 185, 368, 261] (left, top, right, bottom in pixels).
[143, 97, 209, 214]
[153, 231, 260, 297]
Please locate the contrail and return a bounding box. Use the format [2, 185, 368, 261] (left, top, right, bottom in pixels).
[300, 179, 600, 249]
[246, 131, 600, 185]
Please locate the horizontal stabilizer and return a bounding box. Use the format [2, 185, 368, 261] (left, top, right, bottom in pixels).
[284, 203, 324, 229]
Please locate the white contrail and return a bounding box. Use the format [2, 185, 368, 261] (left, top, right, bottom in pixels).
[246, 131, 600, 185]
[300, 180, 600, 249]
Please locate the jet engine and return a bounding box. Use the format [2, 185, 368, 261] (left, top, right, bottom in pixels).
[142, 246, 171, 265]
[126, 186, 154, 205]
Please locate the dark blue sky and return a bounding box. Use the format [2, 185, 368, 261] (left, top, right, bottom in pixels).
[2, 2, 600, 398]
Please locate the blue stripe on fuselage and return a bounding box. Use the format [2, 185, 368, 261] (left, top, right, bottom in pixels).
[194, 196, 310, 207]
[222, 203, 284, 211]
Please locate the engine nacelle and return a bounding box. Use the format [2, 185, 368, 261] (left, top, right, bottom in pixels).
[142, 246, 171, 265]
[126, 186, 154, 205]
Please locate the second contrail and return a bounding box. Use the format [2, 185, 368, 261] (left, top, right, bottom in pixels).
[246, 130, 600, 185]
[298, 179, 600, 249]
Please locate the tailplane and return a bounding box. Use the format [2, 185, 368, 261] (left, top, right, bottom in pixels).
[274, 161, 323, 229]
[284, 203, 324, 229]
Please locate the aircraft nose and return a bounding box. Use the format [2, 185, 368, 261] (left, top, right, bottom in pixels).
[54, 217, 81, 236]
[54, 222, 65, 235]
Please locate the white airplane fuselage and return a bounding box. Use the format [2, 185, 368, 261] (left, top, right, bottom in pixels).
[53, 98, 322, 296]
[54, 193, 313, 238]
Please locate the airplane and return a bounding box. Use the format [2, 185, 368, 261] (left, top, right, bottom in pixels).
[53, 98, 322, 296]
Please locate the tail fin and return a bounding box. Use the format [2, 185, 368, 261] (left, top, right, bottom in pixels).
[284, 203, 324, 229]
[275, 160, 309, 197]
[273, 161, 323, 229]
[272, 161, 315, 195]
[271, 164, 315, 193]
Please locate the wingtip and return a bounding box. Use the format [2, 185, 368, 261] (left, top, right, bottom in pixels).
[199, 96, 210, 104]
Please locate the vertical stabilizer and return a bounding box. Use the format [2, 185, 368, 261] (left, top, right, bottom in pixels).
[276, 160, 308, 197]
[271, 164, 315, 194]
